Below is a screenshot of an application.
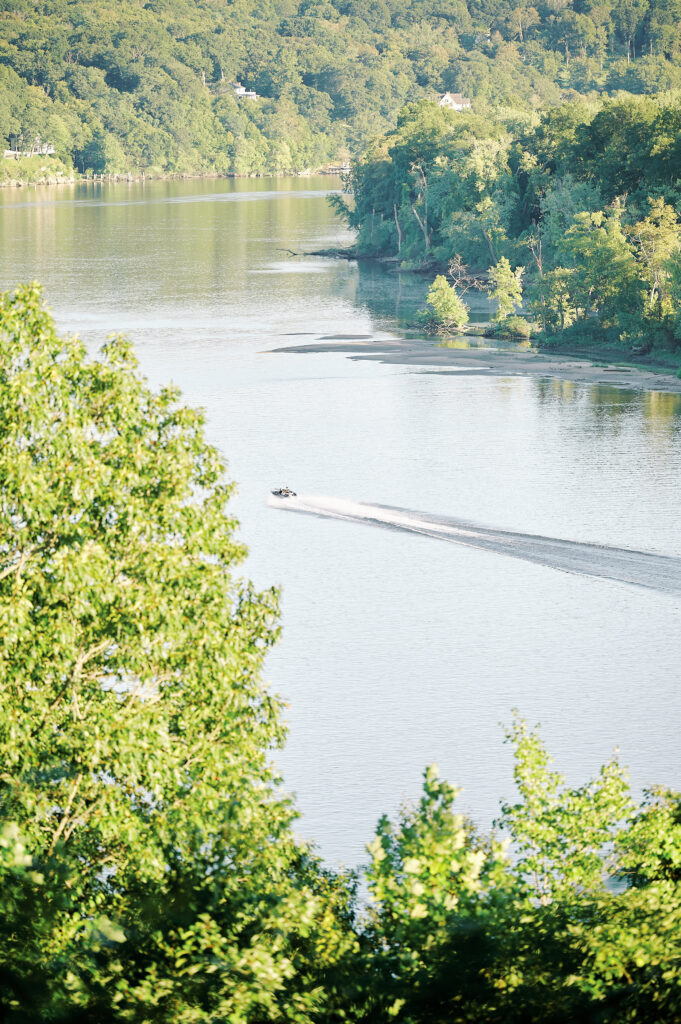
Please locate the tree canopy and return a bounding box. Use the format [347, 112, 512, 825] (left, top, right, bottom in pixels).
[338, 94, 681, 352]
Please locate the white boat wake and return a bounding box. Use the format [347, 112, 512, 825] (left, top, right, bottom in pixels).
[268, 494, 681, 595]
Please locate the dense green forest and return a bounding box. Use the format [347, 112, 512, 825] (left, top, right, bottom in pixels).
[337, 94, 681, 353]
[2, 284, 681, 1022]
[3, 0, 681, 177]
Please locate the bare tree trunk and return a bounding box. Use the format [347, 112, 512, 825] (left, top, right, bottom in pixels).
[411, 206, 430, 251]
[393, 203, 402, 254]
[528, 234, 547, 332]
[424, 178, 428, 246]
[412, 164, 430, 252]
[481, 226, 497, 265]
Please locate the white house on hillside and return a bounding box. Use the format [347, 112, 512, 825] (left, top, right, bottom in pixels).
[233, 81, 257, 100]
[438, 92, 472, 111]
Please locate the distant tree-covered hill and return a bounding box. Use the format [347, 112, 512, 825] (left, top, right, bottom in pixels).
[2, 0, 681, 176]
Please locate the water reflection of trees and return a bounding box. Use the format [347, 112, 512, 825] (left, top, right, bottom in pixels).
[0, 177, 347, 312]
[355, 260, 495, 330]
[532, 377, 681, 440]
[354, 261, 429, 326]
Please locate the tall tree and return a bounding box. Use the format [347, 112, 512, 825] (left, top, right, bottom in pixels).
[613, 0, 649, 59]
[0, 284, 356, 1022]
[559, 204, 641, 328]
[628, 196, 680, 312]
[488, 256, 524, 320]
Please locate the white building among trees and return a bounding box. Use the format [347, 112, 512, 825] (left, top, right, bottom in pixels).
[3, 137, 55, 158]
[233, 81, 257, 100]
[438, 92, 471, 111]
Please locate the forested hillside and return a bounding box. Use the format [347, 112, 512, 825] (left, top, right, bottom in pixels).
[2, 0, 681, 177]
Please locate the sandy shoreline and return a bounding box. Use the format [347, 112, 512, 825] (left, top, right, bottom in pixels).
[269, 334, 681, 395]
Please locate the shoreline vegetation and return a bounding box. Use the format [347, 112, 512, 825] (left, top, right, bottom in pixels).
[330, 96, 681, 373]
[0, 160, 345, 189]
[310, 247, 681, 385]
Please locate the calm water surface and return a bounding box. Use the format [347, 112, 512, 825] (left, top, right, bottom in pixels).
[1, 177, 680, 866]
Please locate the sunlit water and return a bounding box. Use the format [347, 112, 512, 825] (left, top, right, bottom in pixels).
[1, 177, 680, 868]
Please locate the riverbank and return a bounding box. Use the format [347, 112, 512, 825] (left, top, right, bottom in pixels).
[0, 170, 227, 189]
[311, 248, 681, 376]
[0, 165, 345, 189]
[270, 333, 681, 394]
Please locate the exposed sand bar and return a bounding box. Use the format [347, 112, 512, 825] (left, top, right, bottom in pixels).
[269, 495, 681, 595]
[269, 334, 681, 394]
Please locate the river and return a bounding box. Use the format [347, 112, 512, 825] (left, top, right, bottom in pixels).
[1, 176, 680, 867]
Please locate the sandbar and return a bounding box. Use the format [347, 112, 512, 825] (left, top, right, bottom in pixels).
[269, 334, 681, 394]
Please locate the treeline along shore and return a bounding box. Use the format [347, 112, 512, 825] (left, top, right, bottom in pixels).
[331, 93, 681, 363]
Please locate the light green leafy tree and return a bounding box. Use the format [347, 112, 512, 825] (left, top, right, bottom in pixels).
[559, 205, 641, 331]
[498, 716, 633, 903]
[617, 785, 681, 885]
[538, 174, 603, 271]
[418, 274, 470, 330]
[666, 251, 681, 344]
[566, 786, 681, 1015]
[365, 764, 510, 1021]
[488, 256, 524, 322]
[363, 718, 681, 1022]
[628, 196, 681, 314]
[530, 266, 578, 334]
[0, 284, 358, 1022]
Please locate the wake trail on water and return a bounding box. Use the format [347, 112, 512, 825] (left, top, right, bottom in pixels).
[268, 494, 681, 595]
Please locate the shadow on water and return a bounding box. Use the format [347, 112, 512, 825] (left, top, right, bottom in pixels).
[353, 261, 430, 326]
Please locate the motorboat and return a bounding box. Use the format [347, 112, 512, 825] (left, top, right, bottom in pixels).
[271, 486, 297, 497]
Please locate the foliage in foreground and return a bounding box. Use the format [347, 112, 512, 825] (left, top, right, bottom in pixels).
[363, 721, 681, 1024]
[0, 284, 358, 1022]
[2, 287, 681, 1021]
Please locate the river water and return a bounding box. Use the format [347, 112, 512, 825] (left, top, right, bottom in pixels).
[1, 177, 680, 867]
